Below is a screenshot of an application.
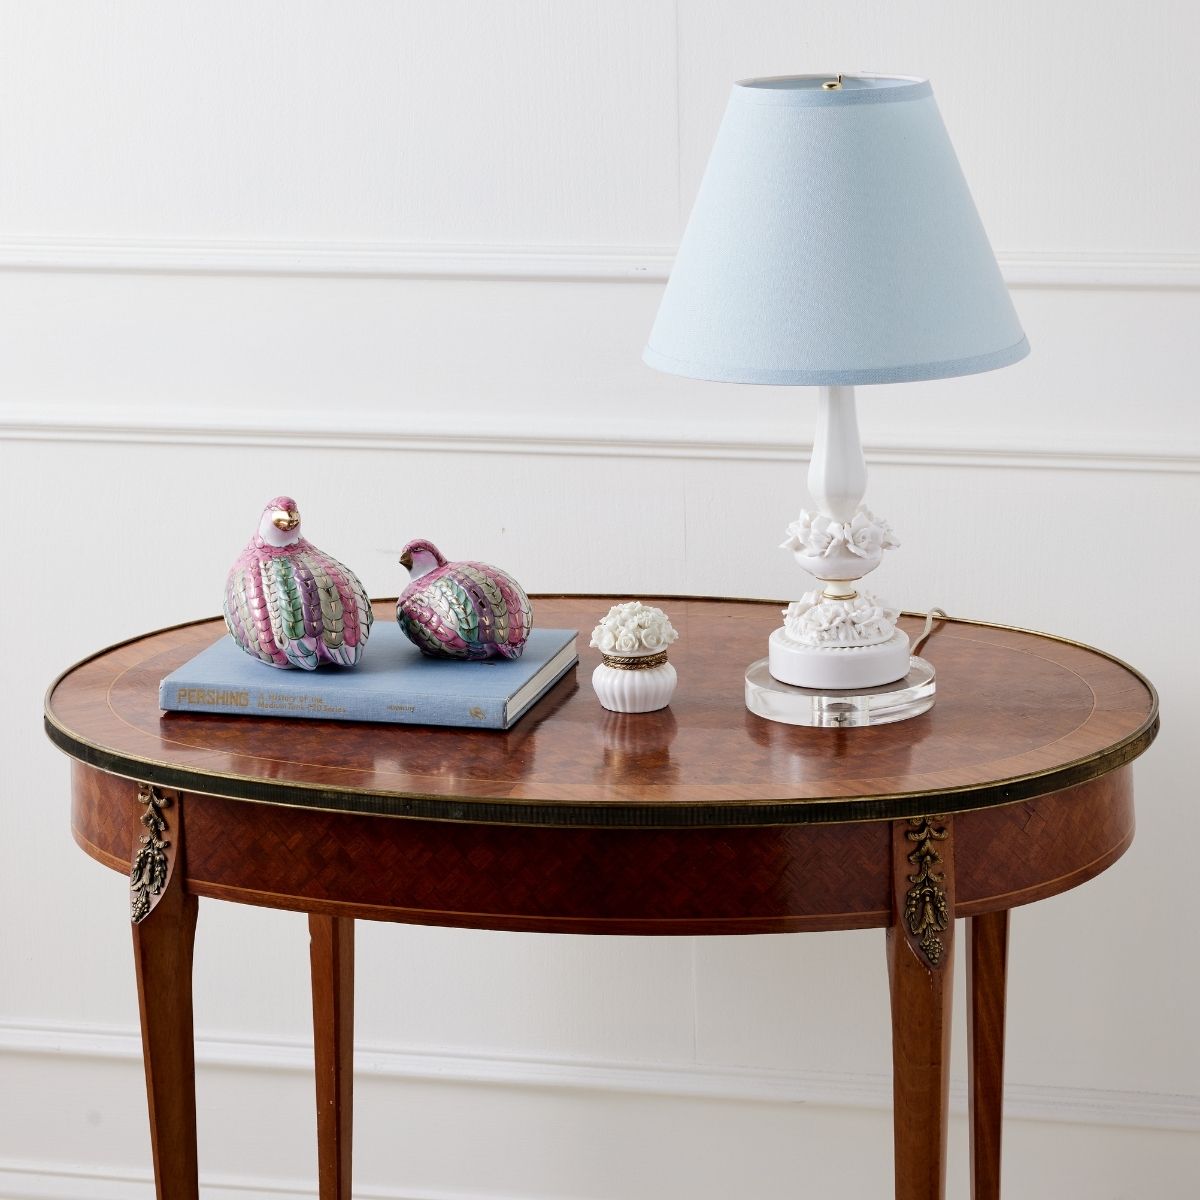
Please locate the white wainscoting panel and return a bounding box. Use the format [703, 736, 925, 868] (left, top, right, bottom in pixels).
[3, 434, 1198, 1198]
[0, 3, 681, 247]
[2, 2, 1199, 1197]
[1, 273, 1198, 473]
[2, 1020, 1199, 1200]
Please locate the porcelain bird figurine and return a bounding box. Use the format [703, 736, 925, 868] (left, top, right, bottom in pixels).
[224, 496, 373, 669]
[397, 539, 532, 660]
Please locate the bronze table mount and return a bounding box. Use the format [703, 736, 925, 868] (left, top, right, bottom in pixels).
[45, 597, 1158, 1200]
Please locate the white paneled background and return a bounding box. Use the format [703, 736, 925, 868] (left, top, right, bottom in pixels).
[1, 3, 1197, 1198]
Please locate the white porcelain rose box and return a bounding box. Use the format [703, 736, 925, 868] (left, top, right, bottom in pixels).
[590, 602, 678, 714]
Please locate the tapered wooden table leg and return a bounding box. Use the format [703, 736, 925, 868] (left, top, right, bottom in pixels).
[887, 816, 955, 1200]
[310, 914, 355, 1200]
[968, 909, 1009, 1200]
[129, 786, 199, 1200]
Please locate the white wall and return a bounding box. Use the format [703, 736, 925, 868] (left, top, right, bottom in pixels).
[1, 4, 1198, 1198]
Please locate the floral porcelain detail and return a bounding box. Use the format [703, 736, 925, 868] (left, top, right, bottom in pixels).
[590, 602, 679, 657]
[782, 589, 899, 648]
[590, 602, 678, 713]
[780, 506, 899, 580]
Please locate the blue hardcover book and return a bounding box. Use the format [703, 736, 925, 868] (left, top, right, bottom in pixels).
[159, 623, 578, 730]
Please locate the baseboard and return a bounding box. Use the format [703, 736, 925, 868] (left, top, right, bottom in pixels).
[0, 1159, 508, 1200]
[1, 405, 1195, 475]
[0, 237, 1197, 289]
[1, 1019, 1196, 1134]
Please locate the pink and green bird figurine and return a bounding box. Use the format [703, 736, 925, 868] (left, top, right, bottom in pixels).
[223, 496, 373, 670]
[397, 539, 532, 660]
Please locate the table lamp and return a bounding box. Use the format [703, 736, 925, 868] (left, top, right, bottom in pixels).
[644, 73, 1028, 726]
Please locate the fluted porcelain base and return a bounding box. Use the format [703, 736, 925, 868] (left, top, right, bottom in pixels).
[768, 626, 911, 690]
[592, 661, 678, 714]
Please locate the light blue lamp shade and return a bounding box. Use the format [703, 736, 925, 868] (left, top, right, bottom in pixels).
[644, 75, 1029, 385]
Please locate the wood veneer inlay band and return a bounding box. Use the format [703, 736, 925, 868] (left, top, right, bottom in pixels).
[46, 599, 1159, 829]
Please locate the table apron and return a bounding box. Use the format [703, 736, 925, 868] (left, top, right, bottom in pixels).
[71, 762, 1134, 936]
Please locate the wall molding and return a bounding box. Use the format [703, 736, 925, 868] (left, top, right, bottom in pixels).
[2, 405, 1197, 475]
[0, 236, 1197, 289]
[2, 1019, 1197, 1135]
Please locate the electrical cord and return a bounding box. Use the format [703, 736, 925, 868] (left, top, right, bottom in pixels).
[911, 608, 949, 657]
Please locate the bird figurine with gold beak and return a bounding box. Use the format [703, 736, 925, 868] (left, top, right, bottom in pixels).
[397, 538, 531, 660]
[223, 495, 373, 669]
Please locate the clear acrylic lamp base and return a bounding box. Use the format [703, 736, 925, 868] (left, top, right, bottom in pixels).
[745, 656, 936, 728]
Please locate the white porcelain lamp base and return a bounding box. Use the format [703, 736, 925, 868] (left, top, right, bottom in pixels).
[767, 626, 912, 690]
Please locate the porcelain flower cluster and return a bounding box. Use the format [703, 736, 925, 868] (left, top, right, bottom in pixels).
[784, 590, 899, 647]
[590, 601, 679, 656]
[781, 506, 899, 560]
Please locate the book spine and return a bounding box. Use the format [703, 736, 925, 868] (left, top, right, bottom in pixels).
[158, 681, 508, 729]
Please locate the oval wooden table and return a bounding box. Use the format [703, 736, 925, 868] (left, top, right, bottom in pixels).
[45, 597, 1158, 1200]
